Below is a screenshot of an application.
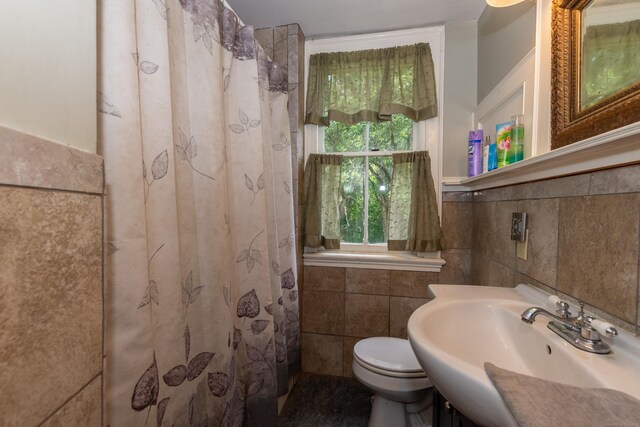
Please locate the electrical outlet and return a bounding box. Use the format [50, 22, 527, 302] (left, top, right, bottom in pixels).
[517, 230, 529, 260]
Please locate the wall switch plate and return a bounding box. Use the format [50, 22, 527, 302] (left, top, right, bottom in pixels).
[517, 230, 529, 260]
[511, 212, 528, 241]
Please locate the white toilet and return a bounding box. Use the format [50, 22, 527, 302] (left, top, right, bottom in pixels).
[353, 337, 433, 427]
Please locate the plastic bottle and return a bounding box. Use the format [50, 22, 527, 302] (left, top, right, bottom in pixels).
[509, 114, 524, 163]
[482, 135, 489, 173]
[468, 129, 483, 177]
[496, 121, 511, 168]
[487, 136, 497, 171]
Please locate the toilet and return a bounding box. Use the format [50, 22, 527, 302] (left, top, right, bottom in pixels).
[353, 337, 433, 427]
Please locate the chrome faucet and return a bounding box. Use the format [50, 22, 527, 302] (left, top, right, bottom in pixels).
[522, 299, 575, 325]
[521, 300, 618, 354]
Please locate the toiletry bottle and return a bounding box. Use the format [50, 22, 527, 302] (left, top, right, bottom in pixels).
[495, 121, 511, 168]
[487, 136, 497, 171]
[482, 135, 489, 173]
[509, 114, 524, 163]
[468, 129, 483, 177]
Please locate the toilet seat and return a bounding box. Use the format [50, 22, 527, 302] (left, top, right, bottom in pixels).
[354, 337, 426, 379]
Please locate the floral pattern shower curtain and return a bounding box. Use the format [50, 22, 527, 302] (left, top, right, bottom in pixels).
[98, 0, 299, 425]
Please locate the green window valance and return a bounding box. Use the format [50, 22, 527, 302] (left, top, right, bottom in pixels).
[305, 43, 438, 126]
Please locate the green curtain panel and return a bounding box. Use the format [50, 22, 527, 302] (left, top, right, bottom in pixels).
[582, 19, 640, 109]
[303, 154, 343, 249]
[305, 43, 438, 126]
[388, 151, 445, 252]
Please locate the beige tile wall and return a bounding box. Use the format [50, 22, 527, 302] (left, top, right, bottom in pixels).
[300, 194, 474, 377]
[471, 163, 640, 334]
[256, 24, 306, 401]
[0, 127, 104, 426]
[300, 164, 640, 378]
[255, 23, 306, 324]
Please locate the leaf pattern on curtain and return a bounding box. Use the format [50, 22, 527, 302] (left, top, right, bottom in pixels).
[100, 0, 300, 425]
[175, 128, 216, 181]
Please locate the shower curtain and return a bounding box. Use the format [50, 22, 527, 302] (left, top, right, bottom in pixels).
[98, 1, 300, 425]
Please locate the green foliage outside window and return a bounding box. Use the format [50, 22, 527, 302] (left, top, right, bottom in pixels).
[324, 115, 413, 244]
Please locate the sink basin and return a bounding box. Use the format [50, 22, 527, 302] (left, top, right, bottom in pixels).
[407, 284, 640, 427]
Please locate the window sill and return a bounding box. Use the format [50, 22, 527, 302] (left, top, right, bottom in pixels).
[303, 251, 446, 272]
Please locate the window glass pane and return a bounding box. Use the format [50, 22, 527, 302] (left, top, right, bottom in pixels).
[324, 121, 366, 152]
[369, 115, 413, 151]
[368, 156, 393, 244]
[340, 157, 365, 243]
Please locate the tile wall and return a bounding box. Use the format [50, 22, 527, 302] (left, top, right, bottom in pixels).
[255, 24, 306, 299]
[472, 164, 640, 334]
[300, 192, 474, 377]
[300, 163, 640, 377]
[255, 24, 306, 405]
[0, 126, 104, 426]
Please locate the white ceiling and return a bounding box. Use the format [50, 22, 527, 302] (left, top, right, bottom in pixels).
[226, 0, 487, 39]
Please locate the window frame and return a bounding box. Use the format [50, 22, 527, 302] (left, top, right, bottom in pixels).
[303, 27, 445, 262]
[320, 119, 423, 252]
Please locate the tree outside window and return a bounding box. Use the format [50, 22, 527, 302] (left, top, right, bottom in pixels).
[323, 115, 413, 245]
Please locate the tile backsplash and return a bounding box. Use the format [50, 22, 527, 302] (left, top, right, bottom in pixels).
[471, 163, 640, 334]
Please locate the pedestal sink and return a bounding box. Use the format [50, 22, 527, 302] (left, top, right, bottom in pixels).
[407, 284, 640, 427]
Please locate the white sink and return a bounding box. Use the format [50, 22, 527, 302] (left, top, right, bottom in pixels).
[407, 284, 640, 427]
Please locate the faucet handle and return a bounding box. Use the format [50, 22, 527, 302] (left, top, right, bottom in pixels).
[548, 295, 572, 318]
[581, 316, 618, 341]
[555, 300, 571, 318]
[590, 319, 618, 337]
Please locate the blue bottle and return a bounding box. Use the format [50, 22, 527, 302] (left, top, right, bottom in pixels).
[487, 136, 497, 171]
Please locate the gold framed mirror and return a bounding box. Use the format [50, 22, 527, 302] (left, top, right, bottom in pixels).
[551, 0, 640, 149]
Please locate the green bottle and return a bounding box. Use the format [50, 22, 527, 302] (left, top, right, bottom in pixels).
[509, 114, 524, 163]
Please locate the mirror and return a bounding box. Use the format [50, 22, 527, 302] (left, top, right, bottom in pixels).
[551, 0, 640, 149]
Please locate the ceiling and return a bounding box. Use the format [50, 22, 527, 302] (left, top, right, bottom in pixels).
[226, 0, 487, 39]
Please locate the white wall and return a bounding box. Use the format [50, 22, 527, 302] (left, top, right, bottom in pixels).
[0, 0, 96, 153]
[443, 20, 478, 180]
[477, 2, 536, 104]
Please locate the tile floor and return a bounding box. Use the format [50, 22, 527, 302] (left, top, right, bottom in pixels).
[278, 373, 372, 426]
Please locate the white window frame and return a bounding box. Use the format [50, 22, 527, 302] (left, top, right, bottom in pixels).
[303, 27, 445, 271]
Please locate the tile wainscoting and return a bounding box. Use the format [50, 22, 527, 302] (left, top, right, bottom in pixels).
[0, 126, 104, 426]
[300, 192, 474, 377]
[300, 163, 640, 377]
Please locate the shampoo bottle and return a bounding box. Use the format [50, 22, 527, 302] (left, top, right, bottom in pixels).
[509, 114, 524, 163]
[468, 129, 483, 177]
[496, 121, 511, 168]
[482, 136, 489, 173]
[487, 136, 497, 171]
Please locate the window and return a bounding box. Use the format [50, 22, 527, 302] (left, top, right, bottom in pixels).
[322, 115, 416, 249]
[304, 27, 444, 257]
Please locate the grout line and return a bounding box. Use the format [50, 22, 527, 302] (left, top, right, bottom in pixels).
[37, 372, 102, 427]
[0, 182, 104, 197]
[101, 194, 106, 427]
[637, 204, 640, 330]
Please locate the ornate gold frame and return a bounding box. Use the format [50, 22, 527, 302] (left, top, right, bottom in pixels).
[551, 0, 640, 149]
